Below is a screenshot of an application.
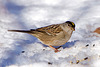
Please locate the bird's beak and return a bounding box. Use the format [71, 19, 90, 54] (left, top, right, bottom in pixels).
[72, 27, 75, 31]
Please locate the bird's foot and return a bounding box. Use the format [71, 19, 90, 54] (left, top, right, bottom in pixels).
[54, 49, 61, 53]
[48, 45, 61, 53]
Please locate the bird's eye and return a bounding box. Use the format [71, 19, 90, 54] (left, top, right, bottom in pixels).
[68, 24, 71, 26]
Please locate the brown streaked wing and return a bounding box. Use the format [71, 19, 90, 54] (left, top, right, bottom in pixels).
[36, 24, 63, 36]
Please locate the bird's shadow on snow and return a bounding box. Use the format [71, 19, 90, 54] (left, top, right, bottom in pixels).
[42, 40, 79, 49]
[61, 40, 79, 49]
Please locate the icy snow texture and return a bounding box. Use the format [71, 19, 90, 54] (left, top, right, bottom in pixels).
[0, 0, 100, 67]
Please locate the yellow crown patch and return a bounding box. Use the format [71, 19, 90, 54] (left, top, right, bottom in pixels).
[71, 22, 75, 26]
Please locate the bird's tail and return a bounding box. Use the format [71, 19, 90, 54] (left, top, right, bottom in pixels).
[8, 30, 33, 34]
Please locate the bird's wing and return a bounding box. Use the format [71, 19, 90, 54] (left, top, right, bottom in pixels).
[35, 24, 63, 36]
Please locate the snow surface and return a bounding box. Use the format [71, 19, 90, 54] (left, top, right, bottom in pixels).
[0, 0, 100, 67]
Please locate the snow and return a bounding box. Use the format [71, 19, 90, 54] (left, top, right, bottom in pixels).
[0, 0, 100, 67]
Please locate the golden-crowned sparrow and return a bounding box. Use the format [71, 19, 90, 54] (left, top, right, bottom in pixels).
[8, 21, 75, 52]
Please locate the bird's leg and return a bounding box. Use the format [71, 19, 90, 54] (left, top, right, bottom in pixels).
[56, 46, 62, 49]
[48, 45, 61, 53]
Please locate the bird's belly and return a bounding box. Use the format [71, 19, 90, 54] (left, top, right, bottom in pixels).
[40, 35, 70, 46]
[50, 37, 69, 46]
[50, 39, 68, 46]
[39, 31, 72, 46]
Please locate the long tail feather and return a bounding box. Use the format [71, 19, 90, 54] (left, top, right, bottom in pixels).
[8, 30, 32, 34]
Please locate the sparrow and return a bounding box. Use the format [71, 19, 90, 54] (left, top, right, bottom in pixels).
[8, 21, 75, 52]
